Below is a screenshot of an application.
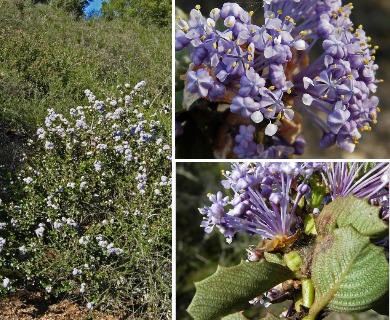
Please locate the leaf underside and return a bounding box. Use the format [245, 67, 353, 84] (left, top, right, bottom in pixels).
[187, 260, 294, 320]
[311, 225, 389, 314]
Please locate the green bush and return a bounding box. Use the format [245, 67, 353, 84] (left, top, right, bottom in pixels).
[101, 0, 171, 26]
[0, 0, 171, 131]
[0, 82, 172, 317]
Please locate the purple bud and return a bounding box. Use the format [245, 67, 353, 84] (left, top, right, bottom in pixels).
[261, 185, 273, 198]
[293, 135, 306, 156]
[175, 30, 191, 51]
[298, 184, 310, 195]
[319, 131, 336, 148]
[318, 17, 334, 38]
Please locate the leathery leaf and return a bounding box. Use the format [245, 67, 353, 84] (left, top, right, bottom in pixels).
[307, 225, 389, 319]
[187, 260, 294, 320]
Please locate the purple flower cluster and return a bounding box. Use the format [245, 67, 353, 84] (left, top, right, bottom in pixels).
[176, 1, 381, 156]
[199, 162, 388, 243]
[199, 163, 314, 243]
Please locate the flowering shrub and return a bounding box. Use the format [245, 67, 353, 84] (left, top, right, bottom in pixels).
[0, 81, 172, 316]
[189, 162, 389, 319]
[175, 1, 381, 158]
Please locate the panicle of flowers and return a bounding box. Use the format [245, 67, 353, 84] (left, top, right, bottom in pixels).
[199, 162, 388, 245]
[176, 1, 381, 157]
[199, 162, 314, 243]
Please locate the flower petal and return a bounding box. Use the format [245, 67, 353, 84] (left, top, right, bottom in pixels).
[303, 77, 314, 89]
[293, 39, 307, 50]
[302, 93, 313, 106]
[265, 122, 278, 136]
[250, 111, 264, 123]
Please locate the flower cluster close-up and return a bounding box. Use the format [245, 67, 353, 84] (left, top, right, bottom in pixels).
[180, 162, 389, 319]
[200, 162, 388, 243]
[176, 1, 383, 158]
[0, 82, 172, 317]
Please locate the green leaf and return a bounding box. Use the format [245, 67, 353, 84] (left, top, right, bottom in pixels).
[315, 195, 387, 237]
[263, 252, 285, 266]
[310, 185, 327, 209]
[308, 226, 389, 319]
[303, 214, 317, 235]
[301, 279, 314, 308]
[221, 311, 249, 320]
[187, 260, 294, 320]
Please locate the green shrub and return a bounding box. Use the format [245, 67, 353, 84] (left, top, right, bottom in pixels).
[0, 0, 171, 131]
[101, 0, 171, 26]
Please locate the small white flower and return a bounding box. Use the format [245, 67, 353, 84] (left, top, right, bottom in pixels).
[44, 141, 54, 150]
[80, 181, 87, 191]
[72, 268, 82, 276]
[3, 278, 10, 288]
[134, 80, 146, 91]
[67, 182, 75, 189]
[35, 225, 45, 238]
[79, 236, 90, 245]
[293, 39, 307, 50]
[94, 161, 102, 172]
[86, 302, 94, 310]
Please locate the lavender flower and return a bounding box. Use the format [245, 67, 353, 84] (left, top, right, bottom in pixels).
[200, 163, 313, 242]
[187, 68, 214, 97]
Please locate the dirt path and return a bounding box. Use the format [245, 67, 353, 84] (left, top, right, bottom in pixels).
[0, 292, 125, 320]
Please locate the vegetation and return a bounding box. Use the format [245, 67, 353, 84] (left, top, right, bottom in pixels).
[0, 0, 171, 318]
[101, 0, 171, 26]
[0, 0, 171, 130]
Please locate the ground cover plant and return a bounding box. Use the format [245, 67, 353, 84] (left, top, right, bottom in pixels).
[186, 162, 388, 319]
[0, 0, 171, 318]
[175, 1, 386, 159]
